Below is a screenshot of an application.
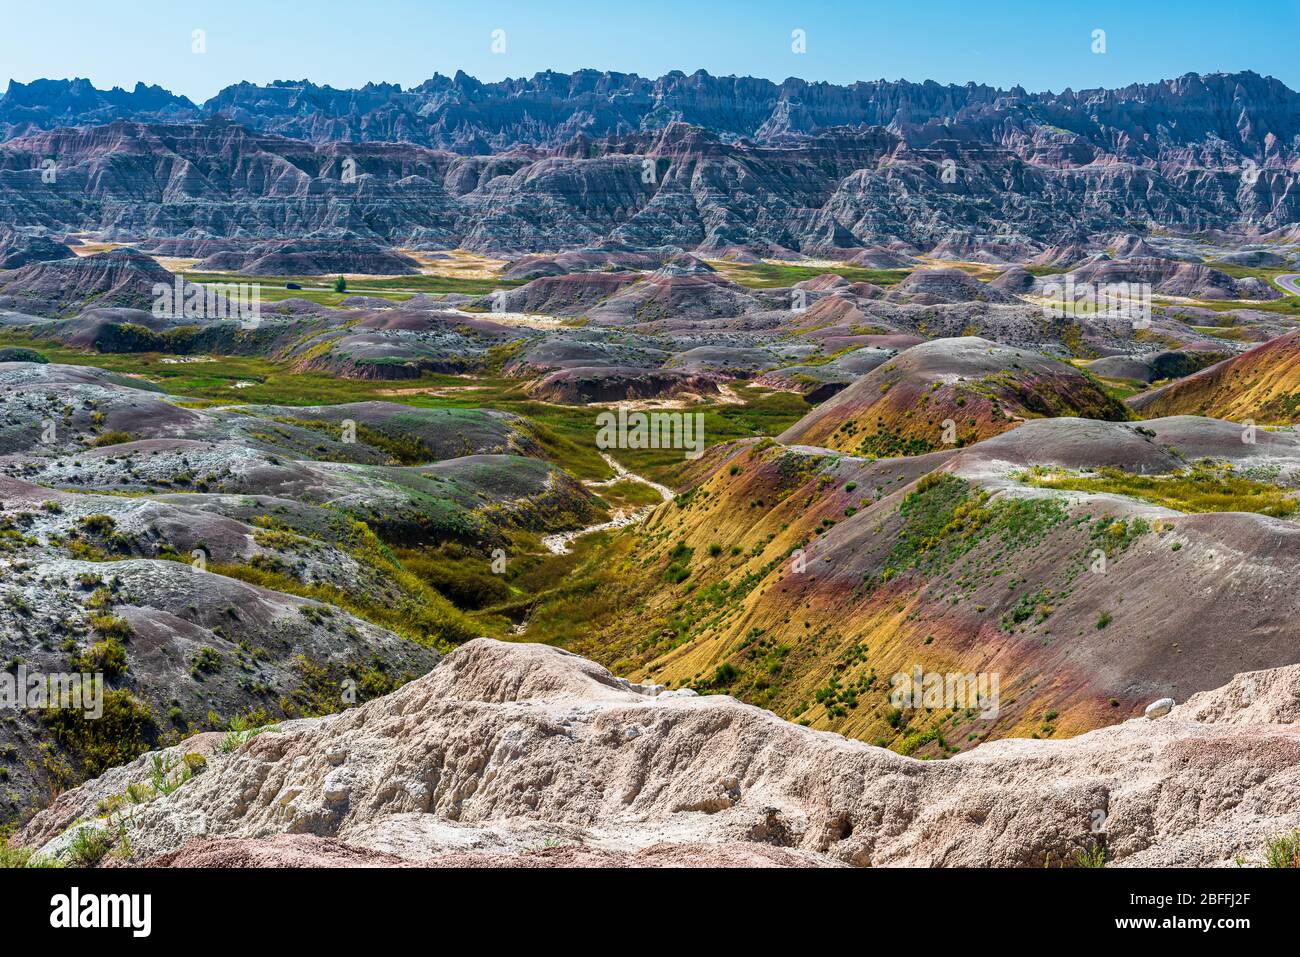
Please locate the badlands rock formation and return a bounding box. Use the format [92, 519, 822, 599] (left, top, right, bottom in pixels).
[778, 336, 1129, 453]
[14, 638, 1300, 868]
[3, 71, 1300, 251]
[0, 226, 73, 269]
[5, 70, 1297, 166]
[1130, 330, 1300, 422]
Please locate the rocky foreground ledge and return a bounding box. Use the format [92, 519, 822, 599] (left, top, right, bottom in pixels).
[15, 639, 1300, 868]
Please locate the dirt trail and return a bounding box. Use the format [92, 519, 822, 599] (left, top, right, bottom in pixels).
[541, 453, 673, 555]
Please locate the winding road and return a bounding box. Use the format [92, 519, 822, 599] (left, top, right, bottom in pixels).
[1276, 274, 1300, 298]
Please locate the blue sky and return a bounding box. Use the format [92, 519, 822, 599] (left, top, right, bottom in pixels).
[2, 0, 1296, 102]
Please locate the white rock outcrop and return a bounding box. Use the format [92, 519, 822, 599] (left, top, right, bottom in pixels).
[1144, 698, 1176, 719]
[17, 638, 1300, 868]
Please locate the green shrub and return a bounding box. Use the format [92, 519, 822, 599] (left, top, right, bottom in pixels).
[78, 514, 117, 535]
[66, 826, 114, 867]
[399, 553, 508, 609]
[664, 542, 694, 583]
[70, 637, 128, 677]
[43, 691, 155, 777]
[711, 663, 739, 687]
[189, 647, 223, 677]
[1073, 844, 1106, 868]
[88, 614, 133, 642]
[182, 753, 208, 776]
[0, 844, 35, 868]
[1265, 830, 1300, 867]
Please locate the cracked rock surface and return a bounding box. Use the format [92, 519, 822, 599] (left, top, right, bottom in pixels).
[17, 637, 1300, 868]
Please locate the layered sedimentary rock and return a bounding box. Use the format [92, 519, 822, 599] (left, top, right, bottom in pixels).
[6, 70, 1298, 167]
[1, 69, 1299, 252]
[0, 226, 74, 268]
[13, 638, 1300, 868]
[778, 336, 1128, 453]
[1129, 329, 1300, 421]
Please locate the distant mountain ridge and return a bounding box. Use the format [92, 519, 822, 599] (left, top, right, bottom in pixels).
[0, 69, 1297, 253]
[0, 78, 198, 135]
[3, 69, 1299, 165]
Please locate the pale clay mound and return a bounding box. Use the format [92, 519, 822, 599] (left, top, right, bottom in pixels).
[138, 834, 829, 868]
[17, 639, 1300, 868]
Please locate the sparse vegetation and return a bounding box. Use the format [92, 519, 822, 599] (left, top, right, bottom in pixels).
[1073, 844, 1106, 868]
[1020, 463, 1298, 518]
[1264, 829, 1300, 868]
[42, 691, 155, 777]
[189, 646, 224, 677]
[66, 825, 115, 867]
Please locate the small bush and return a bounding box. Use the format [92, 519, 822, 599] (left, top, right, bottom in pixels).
[78, 514, 117, 535]
[70, 637, 128, 678]
[189, 647, 223, 677]
[182, 753, 208, 776]
[0, 844, 35, 868]
[1073, 844, 1106, 868]
[88, 614, 133, 642]
[711, 663, 739, 687]
[66, 826, 114, 867]
[43, 691, 155, 777]
[1265, 830, 1300, 868]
